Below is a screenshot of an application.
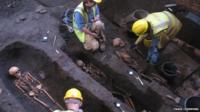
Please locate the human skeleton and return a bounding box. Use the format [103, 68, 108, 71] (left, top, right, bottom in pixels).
[9, 66, 64, 112]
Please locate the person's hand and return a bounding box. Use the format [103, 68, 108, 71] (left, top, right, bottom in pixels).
[91, 32, 98, 38]
[130, 44, 137, 49]
[92, 16, 100, 23]
[92, 19, 97, 23]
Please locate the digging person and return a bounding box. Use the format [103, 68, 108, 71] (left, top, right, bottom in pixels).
[131, 10, 182, 65]
[8, 66, 63, 112]
[54, 88, 83, 112]
[73, 0, 106, 52]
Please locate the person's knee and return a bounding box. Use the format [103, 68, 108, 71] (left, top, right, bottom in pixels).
[84, 37, 99, 51]
[84, 44, 92, 51]
[94, 20, 105, 31]
[84, 42, 99, 51]
[91, 40, 99, 51]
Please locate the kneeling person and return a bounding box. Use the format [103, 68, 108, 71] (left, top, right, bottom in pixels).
[73, 0, 105, 52]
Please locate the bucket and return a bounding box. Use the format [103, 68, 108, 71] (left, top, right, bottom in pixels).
[132, 9, 149, 20]
[184, 96, 200, 112]
[126, 9, 149, 31]
[160, 61, 177, 81]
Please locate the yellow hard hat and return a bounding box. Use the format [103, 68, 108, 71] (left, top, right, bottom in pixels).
[64, 88, 83, 101]
[93, 0, 102, 4]
[8, 66, 20, 76]
[132, 19, 148, 36]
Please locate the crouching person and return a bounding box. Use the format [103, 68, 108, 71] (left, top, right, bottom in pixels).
[73, 0, 106, 52]
[54, 88, 83, 112]
[131, 10, 182, 65]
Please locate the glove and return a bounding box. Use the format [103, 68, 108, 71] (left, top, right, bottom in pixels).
[130, 44, 137, 49]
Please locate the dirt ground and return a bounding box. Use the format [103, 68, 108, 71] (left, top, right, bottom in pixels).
[0, 0, 199, 112]
[0, 0, 94, 111]
[0, 1, 133, 111]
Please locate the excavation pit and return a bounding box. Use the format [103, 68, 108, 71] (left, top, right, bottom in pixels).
[0, 41, 124, 112]
[63, 51, 145, 111]
[61, 42, 172, 112]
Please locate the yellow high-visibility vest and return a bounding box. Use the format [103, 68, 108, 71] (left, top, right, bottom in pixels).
[73, 2, 97, 43]
[142, 11, 181, 48]
[145, 11, 171, 35]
